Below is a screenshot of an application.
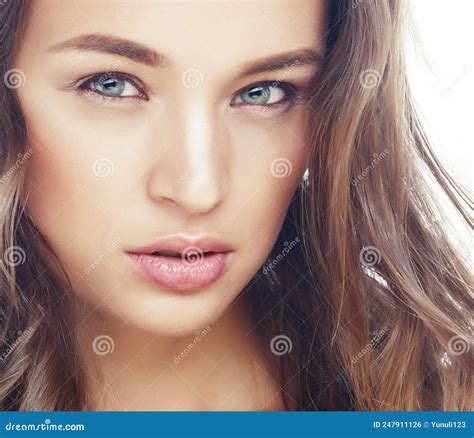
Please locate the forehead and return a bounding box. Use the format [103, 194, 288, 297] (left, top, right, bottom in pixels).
[24, 1, 325, 71]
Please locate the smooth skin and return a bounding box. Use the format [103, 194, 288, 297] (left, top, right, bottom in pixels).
[14, 0, 325, 410]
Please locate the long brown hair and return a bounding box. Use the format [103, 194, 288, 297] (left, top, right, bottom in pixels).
[1, 1, 472, 410]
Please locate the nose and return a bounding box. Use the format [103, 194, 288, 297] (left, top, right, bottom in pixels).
[147, 100, 228, 214]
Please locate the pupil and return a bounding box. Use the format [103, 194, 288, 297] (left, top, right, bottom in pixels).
[103, 78, 118, 89]
[95, 77, 124, 95]
[248, 87, 270, 100]
[246, 86, 270, 103]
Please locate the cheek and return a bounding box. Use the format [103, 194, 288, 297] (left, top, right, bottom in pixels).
[19, 102, 129, 281]
[230, 113, 308, 262]
[237, 111, 308, 208]
[24, 146, 105, 281]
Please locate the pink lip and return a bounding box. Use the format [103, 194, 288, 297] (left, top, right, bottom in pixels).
[126, 235, 233, 292]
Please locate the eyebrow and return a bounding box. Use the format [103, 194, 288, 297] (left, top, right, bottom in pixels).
[48, 33, 167, 67]
[240, 48, 322, 76]
[48, 33, 322, 74]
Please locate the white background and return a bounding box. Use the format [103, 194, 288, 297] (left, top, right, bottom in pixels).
[407, 0, 472, 189]
[406, 0, 472, 256]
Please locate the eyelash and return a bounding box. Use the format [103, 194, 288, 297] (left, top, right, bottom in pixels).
[75, 72, 148, 101]
[74, 72, 303, 109]
[230, 81, 302, 110]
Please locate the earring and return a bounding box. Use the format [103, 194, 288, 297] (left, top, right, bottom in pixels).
[300, 168, 310, 189]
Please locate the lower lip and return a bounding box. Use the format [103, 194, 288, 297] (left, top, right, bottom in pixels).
[127, 251, 231, 291]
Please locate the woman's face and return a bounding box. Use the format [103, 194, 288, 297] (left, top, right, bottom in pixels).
[14, 0, 324, 336]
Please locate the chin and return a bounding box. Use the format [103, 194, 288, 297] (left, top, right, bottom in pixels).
[82, 284, 232, 338]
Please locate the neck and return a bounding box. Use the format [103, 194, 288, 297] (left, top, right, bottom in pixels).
[71, 294, 285, 411]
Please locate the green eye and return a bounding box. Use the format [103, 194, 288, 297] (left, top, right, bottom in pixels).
[232, 82, 298, 107]
[80, 73, 144, 99]
[241, 85, 272, 105]
[93, 77, 126, 96]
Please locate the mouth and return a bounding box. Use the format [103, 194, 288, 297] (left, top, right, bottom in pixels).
[126, 235, 233, 292]
[149, 250, 218, 259]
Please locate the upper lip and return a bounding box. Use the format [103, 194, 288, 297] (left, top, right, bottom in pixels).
[127, 234, 233, 255]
